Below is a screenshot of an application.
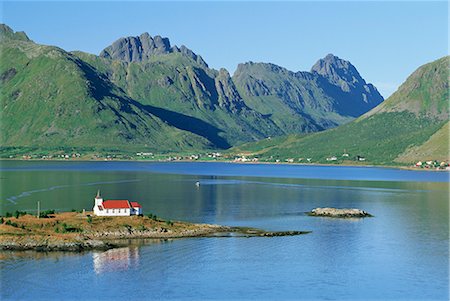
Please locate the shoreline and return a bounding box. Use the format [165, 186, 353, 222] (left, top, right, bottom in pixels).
[0, 212, 309, 252]
[1, 157, 445, 172]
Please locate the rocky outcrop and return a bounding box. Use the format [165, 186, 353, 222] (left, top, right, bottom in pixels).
[99, 32, 207, 68]
[308, 207, 373, 218]
[0, 23, 31, 42]
[214, 68, 247, 113]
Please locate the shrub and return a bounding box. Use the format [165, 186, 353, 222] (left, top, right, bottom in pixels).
[5, 212, 12, 218]
[16, 211, 27, 217]
[5, 220, 18, 227]
[87, 215, 92, 224]
[165, 220, 173, 226]
[60, 223, 82, 233]
[147, 213, 159, 221]
[39, 209, 55, 218]
[0, 217, 3, 224]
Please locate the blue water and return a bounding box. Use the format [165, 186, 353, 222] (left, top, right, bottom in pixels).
[1, 161, 448, 300]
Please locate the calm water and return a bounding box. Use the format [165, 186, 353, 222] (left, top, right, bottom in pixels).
[1, 161, 448, 300]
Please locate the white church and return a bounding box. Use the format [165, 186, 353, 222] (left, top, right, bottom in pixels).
[93, 190, 143, 216]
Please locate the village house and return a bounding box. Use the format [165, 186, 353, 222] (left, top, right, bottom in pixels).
[93, 191, 142, 216]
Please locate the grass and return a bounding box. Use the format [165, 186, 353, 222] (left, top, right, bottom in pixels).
[230, 112, 446, 165]
[0, 211, 215, 243]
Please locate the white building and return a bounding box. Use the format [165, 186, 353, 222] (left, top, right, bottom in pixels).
[93, 191, 142, 216]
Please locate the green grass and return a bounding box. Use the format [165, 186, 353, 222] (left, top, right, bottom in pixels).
[258, 112, 444, 165]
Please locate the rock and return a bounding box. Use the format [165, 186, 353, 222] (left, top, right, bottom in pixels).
[310, 54, 384, 115]
[259, 230, 310, 237]
[99, 32, 208, 68]
[308, 207, 373, 218]
[214, 68, 247, 112]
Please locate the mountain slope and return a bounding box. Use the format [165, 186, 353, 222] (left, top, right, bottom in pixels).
[0, 26, 214, 151]
[395, 122, 449, 162]
[232, 56, 449, 165]
[232, 55, 384, 132]
[79, 33, 384, 144]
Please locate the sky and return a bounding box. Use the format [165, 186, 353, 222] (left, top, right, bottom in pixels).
[1, 1, 448, 98]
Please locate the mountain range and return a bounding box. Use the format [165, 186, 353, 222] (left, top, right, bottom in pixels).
[0, 24, 384, 152]
[232, 56, 449, 164]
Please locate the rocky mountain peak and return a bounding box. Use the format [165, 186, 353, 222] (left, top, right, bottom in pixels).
[0, 24, 31, 42]
[99, 32, 207, 67]
[99, 32, 171, 62]
[311, 54, 365, 91]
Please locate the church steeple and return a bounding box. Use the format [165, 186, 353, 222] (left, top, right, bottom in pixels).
[94, 190, 103, 207]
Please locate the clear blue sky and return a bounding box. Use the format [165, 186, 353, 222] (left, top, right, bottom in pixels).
[1, 1, 448, 97]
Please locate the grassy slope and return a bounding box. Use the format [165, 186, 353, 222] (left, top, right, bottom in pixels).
[368, 56, 449, 119]
[230, 56, 449, 165]
[0, 39, 213, 152]
[395, 122, 449, 163]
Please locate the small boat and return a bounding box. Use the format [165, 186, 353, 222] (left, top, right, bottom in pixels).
[195, 181, 200, 187]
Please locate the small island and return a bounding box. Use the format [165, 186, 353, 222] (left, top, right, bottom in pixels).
[307, 207, 373, 218]
[0, 211, 309, 252]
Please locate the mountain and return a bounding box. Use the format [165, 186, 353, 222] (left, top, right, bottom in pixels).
[232, 56, 449, 165]
[1, 24, 384, 153]
[0, 25, 214, 152]
[80, 33, 383, 143]
[99, 32, 208, 68]
[310, 54, 383, 116]
[232, 56, 383, 132]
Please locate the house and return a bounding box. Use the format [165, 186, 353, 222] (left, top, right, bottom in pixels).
[93, 190, 142, 216]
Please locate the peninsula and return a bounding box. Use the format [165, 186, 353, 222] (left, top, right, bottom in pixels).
[0, 212, 309, 252]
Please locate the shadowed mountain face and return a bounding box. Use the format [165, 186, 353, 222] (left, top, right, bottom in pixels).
[311, 54, 384, 116]
[232, 54, 384, 127]
[1, 24, 386, 151]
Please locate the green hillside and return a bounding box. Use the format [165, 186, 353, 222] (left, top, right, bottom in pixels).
[231, 57, 449, 165]
[0, 29, 213, 152]
[395, 122, 449, 163]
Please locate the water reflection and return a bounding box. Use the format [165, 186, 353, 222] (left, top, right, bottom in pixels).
[93, 246, 140, 274]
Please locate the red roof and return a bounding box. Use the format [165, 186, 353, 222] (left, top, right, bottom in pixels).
[130, 201, 142, 208]
[102, 200, 131, 209]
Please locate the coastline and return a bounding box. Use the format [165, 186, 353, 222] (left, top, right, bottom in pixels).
[1, 157, 444, 172]
[0, 212, 309, 252]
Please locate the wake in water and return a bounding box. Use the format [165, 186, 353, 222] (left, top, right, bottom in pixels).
[191, 178, 425, 194]
[5, 179, 141, 204]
